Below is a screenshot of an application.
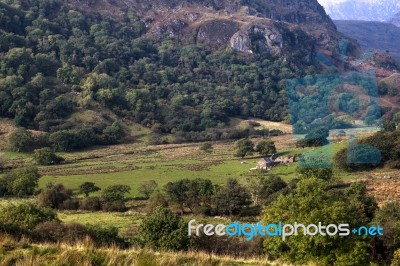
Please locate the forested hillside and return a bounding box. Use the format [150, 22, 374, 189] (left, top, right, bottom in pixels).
[0, 0, 398, 150]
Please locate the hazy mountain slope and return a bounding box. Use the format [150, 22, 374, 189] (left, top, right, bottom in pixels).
[334, 20, 400, 61]
[390, 12, 400, 27]
[320, 0, 400, 21]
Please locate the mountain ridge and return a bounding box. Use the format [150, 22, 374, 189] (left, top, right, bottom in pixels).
[320, 0, 400, 22]
[334, 20, 400, 62]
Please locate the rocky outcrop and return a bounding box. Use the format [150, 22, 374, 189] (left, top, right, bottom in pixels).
[230, 23, 284, 55]
[230, 31, 252, 53]
[196, 20, 239, 46]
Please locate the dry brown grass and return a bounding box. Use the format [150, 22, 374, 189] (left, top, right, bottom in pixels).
[0, 234, 289, 266]
[360, 170, 400, 207]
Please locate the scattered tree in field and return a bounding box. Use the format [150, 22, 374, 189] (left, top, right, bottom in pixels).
[213, 178, 251, 216]
[8, 128, 34, 152]
[136, 207, 190, 251]
[33, 148, 64, 165]
[235, 139, 254, 158]
[255, 139, 277, 157]
[138, 180, 158, 199]
[200, 142, 213, 153]
[2, 165, 40, 197]
[102, 185, 131, 202]
[79, 182, 101, 197]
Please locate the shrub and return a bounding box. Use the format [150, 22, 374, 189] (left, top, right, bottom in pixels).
[31, 222, 89, 244]
[302, 127, 329, 147]
[135, 207, 190, 251]
[101, 200, 127, 212]
[0, 203, 57, 232]
[32, 221, 126, 247]
[199, 142, 213, 153]
[296, 167, 333, 181]
[86, 225, 126, 247]
[102, 185, 131, 202]
[59, 199, 79, 210]
[79, 197, 102, 211]
[33, 147, 64, 165]
[146, 192, 169, 214]
[7, 128, 34, 152]
[37, 183, 73, 209]
[2, 165, 41, 197]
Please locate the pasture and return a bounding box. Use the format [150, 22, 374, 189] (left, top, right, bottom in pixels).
[35, 136, 355, 197]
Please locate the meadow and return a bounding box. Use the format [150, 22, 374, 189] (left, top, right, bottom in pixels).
[32, 137, 355, 197]
[2, 132, 356, 198]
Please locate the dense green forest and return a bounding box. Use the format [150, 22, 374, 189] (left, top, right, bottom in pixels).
[0, 0, 318, 144]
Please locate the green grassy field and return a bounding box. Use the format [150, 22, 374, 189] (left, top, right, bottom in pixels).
[58, 211, 139, 230]
[36, 138, 356, 197]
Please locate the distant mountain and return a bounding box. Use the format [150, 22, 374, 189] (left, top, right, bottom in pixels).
[390, 12, 400, 27]
[319, 0, 400, 21]
[334, 20, 400, 61]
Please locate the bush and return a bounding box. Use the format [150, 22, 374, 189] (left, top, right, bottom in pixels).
[371, 202, 400, 263]
[59, 199, 79, 210]
[0, 203, 57, 232]
[32, 221, 77, 243]
[7, 128, 34, 152]
[146, 192, 169, 214]
[33, 148, 64, 165]
[101, 200, 127, 212]
[199, 142, 213, 153]
[2, 165, 41, 197]
[102, 185, 131, 202]
[302, 127, 329, 147]
[37, 183, 73, 209]
[135, 207, 190, 251]
[79, 197, 102, 211]
[86, 225, 126, 247]
[32, 221, 126, 247]
[297, 167, 333, 181]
